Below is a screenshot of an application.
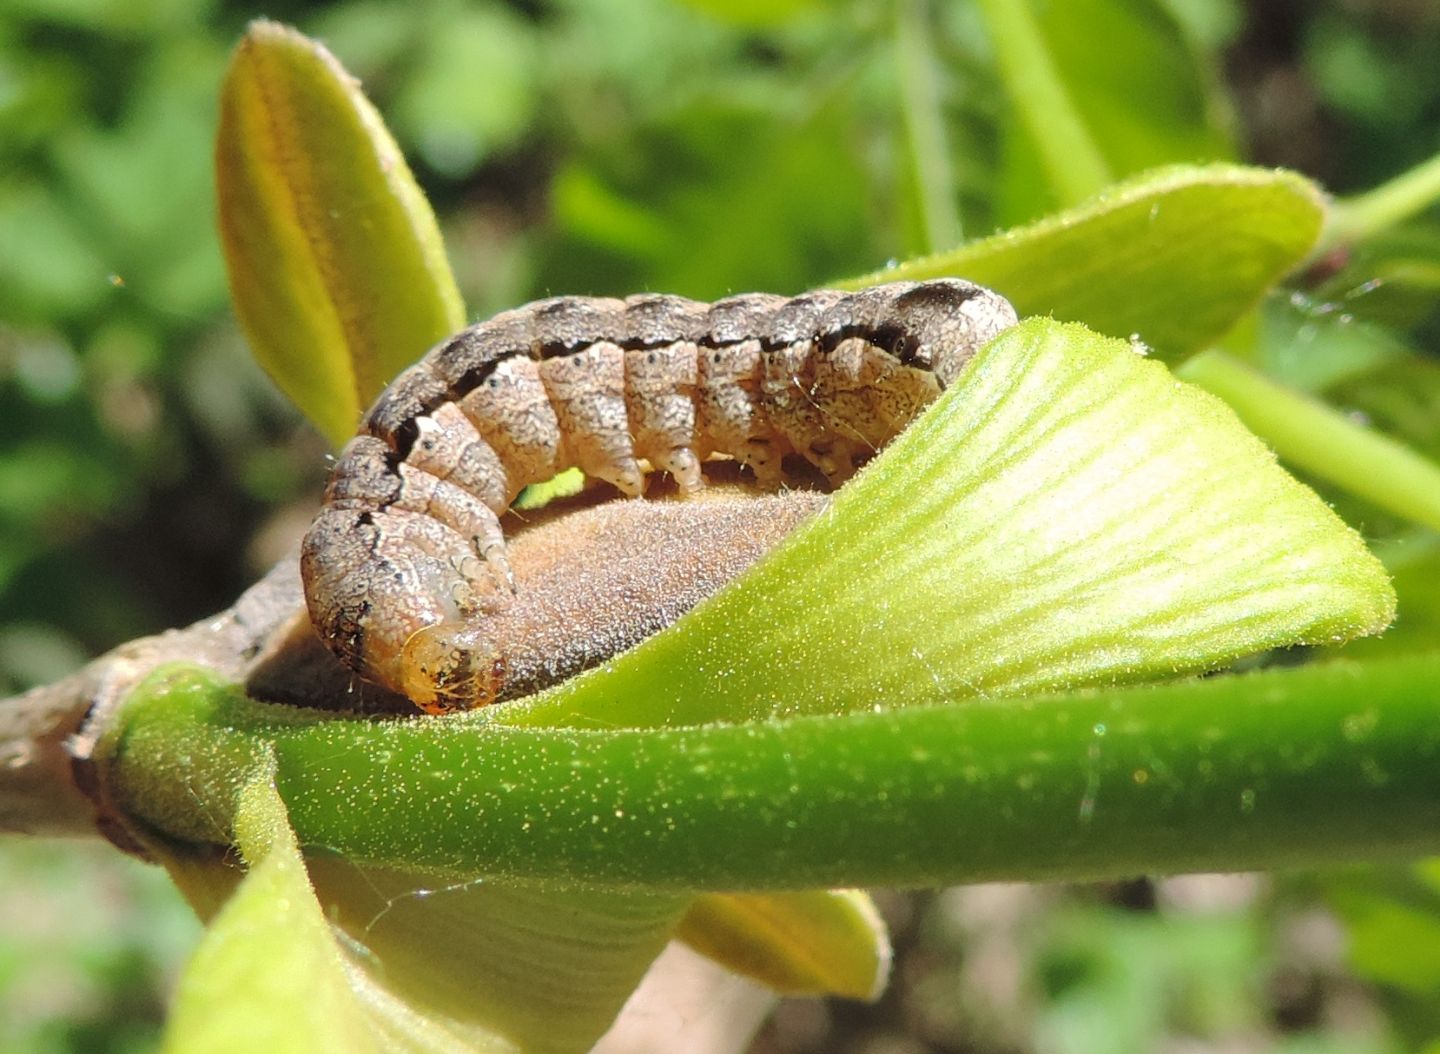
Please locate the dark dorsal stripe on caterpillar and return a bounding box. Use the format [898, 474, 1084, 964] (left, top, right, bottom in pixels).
[300, 278, 1018, 713]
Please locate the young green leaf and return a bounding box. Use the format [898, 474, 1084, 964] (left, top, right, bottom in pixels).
[216, 21, 464, 446]
[1335, 536, 1440, 661]
[843, 165, 1326, 360]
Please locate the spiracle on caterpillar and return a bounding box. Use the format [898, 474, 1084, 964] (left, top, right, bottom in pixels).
[299, 278, 1018, 713]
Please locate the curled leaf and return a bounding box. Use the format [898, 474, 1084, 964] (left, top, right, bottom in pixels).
[156, 756, 687, 1054]
[161, 775, 378, 1054]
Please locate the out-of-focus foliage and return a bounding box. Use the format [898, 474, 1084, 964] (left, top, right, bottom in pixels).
[0, 841, 199, 1054]
[3, 0, 1440, 1051]
[0, 2, 303, 693]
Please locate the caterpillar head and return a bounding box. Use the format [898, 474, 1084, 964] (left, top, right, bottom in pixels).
[856, 280, 1019, 387]
[399, 621, 506, 714]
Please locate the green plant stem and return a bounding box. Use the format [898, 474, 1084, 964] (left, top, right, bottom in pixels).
[1178, 349, 1440, 532]
[1326, 150, 1440, 249]
[894, 0, 961, 252]
[106, 656, 1440, 892]
[973, 0, 1111, 206]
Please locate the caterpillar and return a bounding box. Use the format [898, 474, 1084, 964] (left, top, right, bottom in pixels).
[300, 278, 1018, 713]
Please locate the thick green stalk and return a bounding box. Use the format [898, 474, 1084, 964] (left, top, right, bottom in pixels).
[973, 0, 1111, 205]
[1179, 349, 1440, 532]
[105, 657, 1440, 892]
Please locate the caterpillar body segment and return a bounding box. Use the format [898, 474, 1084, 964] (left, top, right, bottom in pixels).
[300, 278, 1018, 712]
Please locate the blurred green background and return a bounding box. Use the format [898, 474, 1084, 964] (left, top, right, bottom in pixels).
[2, 0, 1439, 1051]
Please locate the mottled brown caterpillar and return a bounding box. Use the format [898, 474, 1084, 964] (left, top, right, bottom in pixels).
[300, 279, 1017, 713]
